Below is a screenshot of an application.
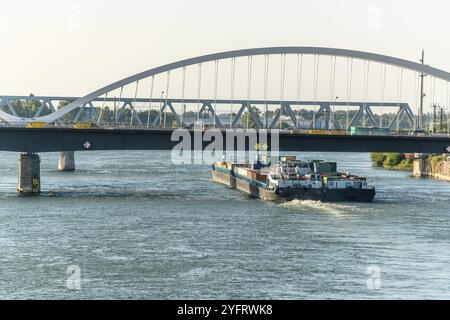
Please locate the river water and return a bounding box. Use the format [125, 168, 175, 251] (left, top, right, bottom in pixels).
[0, 150, 449, 299]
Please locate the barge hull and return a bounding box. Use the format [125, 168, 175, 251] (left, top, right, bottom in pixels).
[277, 187, 375, 202]
[235, 175, 375, 202]
[211, 168, 375, 202]
[211, 170, 236, 188]
[235, 177, 279, 201]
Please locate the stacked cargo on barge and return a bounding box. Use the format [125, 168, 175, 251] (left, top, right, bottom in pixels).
[211, 156, 375, 202]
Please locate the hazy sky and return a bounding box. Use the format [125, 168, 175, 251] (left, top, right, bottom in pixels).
[1, 0, 449, 107]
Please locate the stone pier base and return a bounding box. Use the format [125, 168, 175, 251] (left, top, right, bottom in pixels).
[18, 153, 40, 194]
[413, 154, 450, 181]
[413, 158, 424, 177]
[58, 151, 75, 171]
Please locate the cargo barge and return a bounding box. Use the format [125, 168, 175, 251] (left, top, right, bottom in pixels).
[211, 156, 375, 202]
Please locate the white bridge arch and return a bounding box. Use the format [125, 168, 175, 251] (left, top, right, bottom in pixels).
[1, 46, 450, 125]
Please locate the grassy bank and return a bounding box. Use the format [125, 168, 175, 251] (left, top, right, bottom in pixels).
[370, 153, 413, 171]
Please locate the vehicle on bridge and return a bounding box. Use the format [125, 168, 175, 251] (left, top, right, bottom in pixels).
[211, 155, 375, 202]
[303, 129, 348, 135]
[72, 122, 94, 129]
[26, 122, 47, 128]
[350, 126, 391, 136]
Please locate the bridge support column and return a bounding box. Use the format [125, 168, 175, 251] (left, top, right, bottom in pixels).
[58, 151, 75, 171]
[18, 153, 40, 194]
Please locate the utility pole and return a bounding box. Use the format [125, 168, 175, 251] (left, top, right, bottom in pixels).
[440, 106, 444, 132]
[419, 49, 427, 130]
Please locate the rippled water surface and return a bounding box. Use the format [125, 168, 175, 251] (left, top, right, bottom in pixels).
[1, 151, 450, 299]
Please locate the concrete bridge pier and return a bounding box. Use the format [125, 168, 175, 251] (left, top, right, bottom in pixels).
[18, 153, 40, 194]
[58, 151, 75, 171]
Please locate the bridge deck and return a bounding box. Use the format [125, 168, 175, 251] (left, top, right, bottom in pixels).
[0, 127, 449, 153]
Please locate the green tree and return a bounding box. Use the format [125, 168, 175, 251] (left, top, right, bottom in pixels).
[371, 153, 386, 167]
[241, 106, 262, 128]
[10, 97, 47, 118]
[383, 153, 403, 167]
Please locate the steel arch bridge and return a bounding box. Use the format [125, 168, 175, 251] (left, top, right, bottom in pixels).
[2, 46, 450, 129]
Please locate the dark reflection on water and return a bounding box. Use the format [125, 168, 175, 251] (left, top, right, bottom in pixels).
[0, 150, 449, 299]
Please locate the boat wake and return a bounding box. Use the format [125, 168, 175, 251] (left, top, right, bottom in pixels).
[279, 199, 360, 215]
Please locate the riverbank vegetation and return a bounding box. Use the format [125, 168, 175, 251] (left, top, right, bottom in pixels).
[370, 153, 413, 171]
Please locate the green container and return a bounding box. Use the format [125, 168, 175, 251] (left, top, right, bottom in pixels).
[314, 162, 337, 173]
[350, 127, 370, 135]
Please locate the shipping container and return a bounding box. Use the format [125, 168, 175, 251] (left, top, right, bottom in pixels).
[350, 127, 370, 135]
[236, 167, 249, 177]
[247, 169, 268, 181]
[314, 162, 337, 173]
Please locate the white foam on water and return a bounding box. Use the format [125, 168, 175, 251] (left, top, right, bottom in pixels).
[280, 199, 359, 216]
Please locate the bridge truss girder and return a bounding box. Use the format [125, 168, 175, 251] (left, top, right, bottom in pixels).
[307, 103, 341, 130]
[232, 102, 263, 129]
[348, 105, 378, 129]
[0, 95, 417, 130]
[114, 101, 143, 125]
[270, 104, 298, 129]
[151, 101, 183, 127]
[0, 96, 62, 123]
[387, 104, 415, 130]
[74, 102, 101, 123]
[347, 103, 415, 130]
